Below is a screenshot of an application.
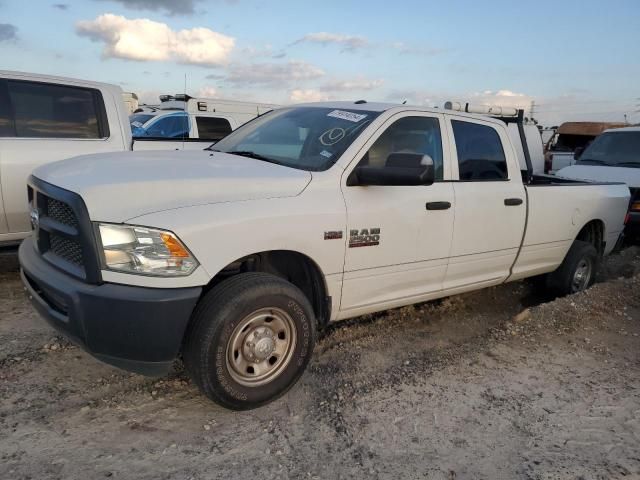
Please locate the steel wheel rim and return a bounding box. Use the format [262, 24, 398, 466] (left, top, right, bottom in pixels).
[571, 258, 592, 292]
[226, 307, 297, 387]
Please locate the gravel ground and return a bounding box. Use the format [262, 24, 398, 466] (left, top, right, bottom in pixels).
[0, 247, 639, 480]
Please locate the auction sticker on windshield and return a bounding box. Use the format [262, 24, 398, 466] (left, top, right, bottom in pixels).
[327, 110, 368, 123]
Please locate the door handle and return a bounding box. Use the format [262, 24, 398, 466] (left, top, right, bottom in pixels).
[504, 198, 523, 206]
[426, 201, 451, 210]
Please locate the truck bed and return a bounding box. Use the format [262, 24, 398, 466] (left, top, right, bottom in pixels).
[508, 177, 630, 282]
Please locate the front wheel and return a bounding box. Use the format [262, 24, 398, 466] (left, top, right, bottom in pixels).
[183, 272, 316, 410]
[547, 240, 598, 295]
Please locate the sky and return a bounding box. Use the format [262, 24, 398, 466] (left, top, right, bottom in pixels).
[1, 0, 639, 126]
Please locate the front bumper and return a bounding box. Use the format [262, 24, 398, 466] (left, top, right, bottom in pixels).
[19, 237, 202, 376]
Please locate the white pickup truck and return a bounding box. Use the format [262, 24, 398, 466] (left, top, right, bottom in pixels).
[0, 71, 233, 245]
[19, 101, 629, 410]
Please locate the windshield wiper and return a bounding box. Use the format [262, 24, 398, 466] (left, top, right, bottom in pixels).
[227, 150, 283, 165]
[577, 158, 611, 166]
[613, 162, 640, 168]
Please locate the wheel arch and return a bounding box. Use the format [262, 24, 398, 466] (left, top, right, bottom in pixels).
[575, 219, 605, 256]
[202, 249, 331, 328]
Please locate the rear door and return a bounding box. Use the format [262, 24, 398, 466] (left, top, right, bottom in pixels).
[443, 116, 526, 291]
[0, 78, 123, 234]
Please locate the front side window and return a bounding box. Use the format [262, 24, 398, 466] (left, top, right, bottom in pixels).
[578, 132, 640, 167]
[452, 120, 508, 181]
[357, 116, 444, 180]
[212, 107, 381, 171]
[196, 116, 232, 141]
[143, 114, 190, 138]
[7, 80, 107, 139]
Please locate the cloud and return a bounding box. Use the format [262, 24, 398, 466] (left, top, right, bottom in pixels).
[52, 3, 69, 10]
[391, 41, 446, 56]
[239, 44, 286, 60]
[225, 60, 324, 86]
[320, 78, 384, 92]
[0, 23, 18, 42]
[94, 0, 203, 16]
[292, 32, 368, 52]
[76, 14, 235, 66]
[205, 73, 225, 80]
[290, 89, 329, 103]
[469, 89, 531, 109]
[197, 86, 218, 98]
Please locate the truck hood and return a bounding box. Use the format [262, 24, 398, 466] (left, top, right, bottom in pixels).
[555, 165, 640, 188]
[33, 150, 312, 222]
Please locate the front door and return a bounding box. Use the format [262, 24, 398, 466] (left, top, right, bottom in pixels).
[339, 112, 455, 317]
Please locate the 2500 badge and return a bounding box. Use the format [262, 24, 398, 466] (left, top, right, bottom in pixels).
[349, 228, 381, 248]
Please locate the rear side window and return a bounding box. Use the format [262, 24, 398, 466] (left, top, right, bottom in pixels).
[7, 80, 108, 139]
[0, 80, 15, 137]
[452, 120, 508, 180]
[196, 116, 232, 141]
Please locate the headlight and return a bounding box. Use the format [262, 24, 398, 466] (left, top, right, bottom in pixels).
[97, 223, 198, 277]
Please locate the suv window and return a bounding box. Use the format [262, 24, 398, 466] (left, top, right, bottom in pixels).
[144, 114, 190, 138]
[0, 80, 14, 137]
[7, 80, 108, 139]
[359, 116, 444, 180]
[196, 116, 232, 141]
[451, 120, 508, 180]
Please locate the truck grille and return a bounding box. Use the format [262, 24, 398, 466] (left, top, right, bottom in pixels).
[50, 235, 84, 266]
[28, 177, 102, 283]
[47, 198, 79, 228]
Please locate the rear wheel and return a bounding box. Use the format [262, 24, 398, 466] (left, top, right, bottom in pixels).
[547, 240, 598, 295]
[183, 272, 316, 410]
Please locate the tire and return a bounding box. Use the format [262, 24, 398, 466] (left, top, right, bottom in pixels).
[547, 240, 599, 296]
[183, 272, 316, 410]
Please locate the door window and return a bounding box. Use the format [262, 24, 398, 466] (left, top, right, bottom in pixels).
[196, 116, 232, 141]
[7, 80, 108, 139]
[451, 120, 508, 180]
[359, 116, 444, 180]
[144, 114, 190, 138]
[0, 80, 14, 137]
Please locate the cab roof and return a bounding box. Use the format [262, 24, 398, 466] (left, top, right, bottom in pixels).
[293, 101, 509, 125]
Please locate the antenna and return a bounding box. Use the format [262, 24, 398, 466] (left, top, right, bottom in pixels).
[182, 73, 187, 149]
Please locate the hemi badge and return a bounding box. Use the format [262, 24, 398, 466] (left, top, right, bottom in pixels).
[324, 231, 343, 240]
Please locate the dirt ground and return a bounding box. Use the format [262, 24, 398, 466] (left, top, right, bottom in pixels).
[1, 247, 639, 480]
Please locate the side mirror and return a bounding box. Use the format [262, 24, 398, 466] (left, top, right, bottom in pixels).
[574, 146, 585, 160]
[347, 153, 434, 186]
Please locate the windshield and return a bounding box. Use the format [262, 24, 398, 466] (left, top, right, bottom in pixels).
[212, 107, 381, 171]
[578, 132, 640, 167]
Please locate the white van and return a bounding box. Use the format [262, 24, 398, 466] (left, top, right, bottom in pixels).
[130, 94, 280, 149]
